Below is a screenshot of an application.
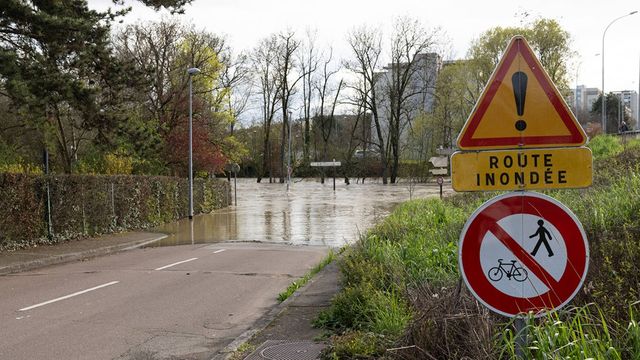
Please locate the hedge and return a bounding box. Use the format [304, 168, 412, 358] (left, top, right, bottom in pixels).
[0, 174, 231, 251]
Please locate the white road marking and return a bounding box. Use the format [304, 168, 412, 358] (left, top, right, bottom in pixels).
[19, 281, 120, 312]
[213, 249, 226, 254]
[122, 234, 169, 251]
[154, 258, 198, 271]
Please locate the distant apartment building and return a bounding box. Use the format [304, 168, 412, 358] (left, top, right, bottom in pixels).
[374, 52, 442, 157]
[569, 86, 639, 128]
[569, 85, 601, 123]
[611, 90, 639, 127]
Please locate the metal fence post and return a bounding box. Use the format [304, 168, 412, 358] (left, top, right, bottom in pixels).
[43, 149, 53, 239]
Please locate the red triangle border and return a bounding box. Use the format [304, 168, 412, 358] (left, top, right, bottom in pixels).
[458, 37, 586, 149]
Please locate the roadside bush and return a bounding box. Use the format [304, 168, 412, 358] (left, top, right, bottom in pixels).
[322, 331, 390, 360]
[400, 282, 497, 360]
[497, 305, 623, 359]
[588, 134, 623, 159]
[0, 174, 46, 249]
[0, 174, 230, 251]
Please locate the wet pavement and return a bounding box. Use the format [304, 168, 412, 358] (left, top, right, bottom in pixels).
[150, 178, 448, 248]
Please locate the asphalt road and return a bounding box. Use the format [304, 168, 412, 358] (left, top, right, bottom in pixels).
[0, 242, 328, 359]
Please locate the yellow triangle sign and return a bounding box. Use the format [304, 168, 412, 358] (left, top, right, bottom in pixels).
[457, 36, 587, 150]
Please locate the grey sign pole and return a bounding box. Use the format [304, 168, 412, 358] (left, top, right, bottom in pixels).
[187, 67, 200, 220]
[333, 159, 336, 191]
[43, 149, 52, 239]
[514, 316, 528, 358]
[232, 163, 239, 205]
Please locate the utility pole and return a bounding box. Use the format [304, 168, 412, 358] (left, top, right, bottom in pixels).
[187, 67, 201, 220]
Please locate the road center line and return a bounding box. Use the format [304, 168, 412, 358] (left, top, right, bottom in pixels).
[154, 258, 198, 271]
[212, 249, 226, 254]
[19, 281, 120, 312]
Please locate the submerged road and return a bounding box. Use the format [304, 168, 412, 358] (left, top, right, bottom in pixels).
[0, 179, 446, 359]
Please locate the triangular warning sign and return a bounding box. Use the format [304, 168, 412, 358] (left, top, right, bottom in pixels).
[457, 36, 587, 150]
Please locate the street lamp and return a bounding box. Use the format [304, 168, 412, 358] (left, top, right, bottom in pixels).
[287, 112, 292, 191]
[601, 10, 637, 133]
[187, 67, 201, 220]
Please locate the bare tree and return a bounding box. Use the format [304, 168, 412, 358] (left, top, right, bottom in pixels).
[251, 35, 281, 183]
[384, 17, 440, 183]
[297, 30, 320, 166]
[341, 95, 369, 185]
[345, 25, 389, 183]
[275, 31, 304, 183]
[316, 48, 344, 164]
[219, 51, 252, 135]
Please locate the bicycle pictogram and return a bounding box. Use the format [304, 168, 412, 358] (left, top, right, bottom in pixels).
[487, 259, 528, 282]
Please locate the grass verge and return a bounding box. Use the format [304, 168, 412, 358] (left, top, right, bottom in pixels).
[277, 250, 336, 302]
[317, 135, 640, 359]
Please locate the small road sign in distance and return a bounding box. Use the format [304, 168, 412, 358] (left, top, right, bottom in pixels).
[458, 192, 588, 317]
[310, 161, 341, 167]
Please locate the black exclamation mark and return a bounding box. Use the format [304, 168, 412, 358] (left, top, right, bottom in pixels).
[512, 71, 528, 131]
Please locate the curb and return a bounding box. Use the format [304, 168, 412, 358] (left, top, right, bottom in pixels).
[0, 234, 168, 276]
[210, 260, 335, 360]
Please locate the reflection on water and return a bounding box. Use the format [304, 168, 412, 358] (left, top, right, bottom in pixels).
[150, 178, 444, 248]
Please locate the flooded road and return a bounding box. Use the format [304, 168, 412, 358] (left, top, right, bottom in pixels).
[150, 178, 449, 248]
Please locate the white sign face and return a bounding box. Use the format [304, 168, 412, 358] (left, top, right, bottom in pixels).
[310, 162, 341, 167]
[479, 213, 568, 298]
[429, 156, 448, 168]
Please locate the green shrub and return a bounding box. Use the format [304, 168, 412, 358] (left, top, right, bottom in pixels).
[0, 174, 46, 249]
[322, 331, 389, 360]
[0, 175, 230, 251]
[588, 134, 623, 159]
[498, 305, 621, 359]
[277, 251, 336, 302]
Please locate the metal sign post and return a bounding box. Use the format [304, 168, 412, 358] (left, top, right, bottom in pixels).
[436, 176, 444, 199]
[452, 36, 591, 356]
[514, 317, 527, 358]
[232, 163, 239, 205]
[333, 159, 336, 191]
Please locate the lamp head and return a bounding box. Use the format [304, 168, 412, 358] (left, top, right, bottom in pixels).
[630, 10, 638, 15]
[187, 67, 201, 75]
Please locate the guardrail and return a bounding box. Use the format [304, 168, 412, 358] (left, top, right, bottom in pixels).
[614, 130, 640, 141]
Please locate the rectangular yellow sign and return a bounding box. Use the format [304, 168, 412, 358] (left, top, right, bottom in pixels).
[451, 147, 592, 191]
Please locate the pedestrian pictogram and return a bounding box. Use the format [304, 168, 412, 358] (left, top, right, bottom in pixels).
[459, 192, 589, 317]
[456, 36, 587, 150]
[530, 220, 554, 257]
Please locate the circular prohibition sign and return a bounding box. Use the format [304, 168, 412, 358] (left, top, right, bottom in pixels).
[459, 191, 589, 317]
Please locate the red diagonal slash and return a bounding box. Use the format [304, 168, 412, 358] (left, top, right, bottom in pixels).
[487, 221, 561, 292]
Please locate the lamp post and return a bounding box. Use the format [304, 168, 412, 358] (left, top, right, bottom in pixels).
[187, 67, 201, 220]
[287, 112, 292, 191]
[601, 10, 637, 133]
[574, 61, 581, 112]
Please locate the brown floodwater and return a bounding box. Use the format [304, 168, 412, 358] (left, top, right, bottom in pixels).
[148, 178, 448, 248]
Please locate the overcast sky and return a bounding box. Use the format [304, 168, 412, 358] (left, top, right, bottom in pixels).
[90, 0, 639, 93]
